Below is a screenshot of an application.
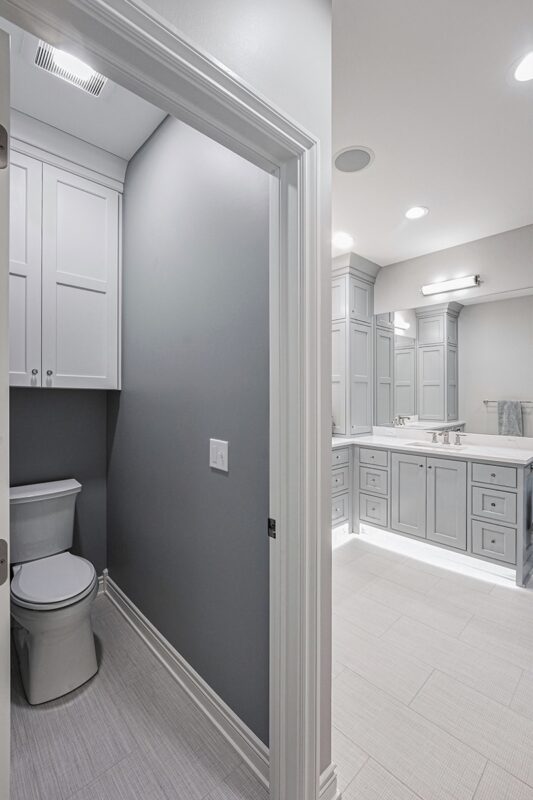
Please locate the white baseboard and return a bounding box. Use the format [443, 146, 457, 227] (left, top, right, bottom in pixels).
[103, 574, 270, 787]
[102, 573, 338, 799]
[320, 762, 341, 800]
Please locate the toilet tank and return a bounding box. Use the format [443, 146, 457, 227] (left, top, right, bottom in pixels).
[10, 479, 82, 564]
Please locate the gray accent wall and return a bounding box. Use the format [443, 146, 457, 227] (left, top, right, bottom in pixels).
[10, 388, 107, 574]
[107, 117, 270, 743]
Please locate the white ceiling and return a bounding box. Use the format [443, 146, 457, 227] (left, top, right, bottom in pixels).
[0, 17, 166, 160]
[333, 0, 533, 265]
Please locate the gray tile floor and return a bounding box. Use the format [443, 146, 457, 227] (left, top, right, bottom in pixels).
[11, 596, 268, 800]
[332, 535, 533, 800]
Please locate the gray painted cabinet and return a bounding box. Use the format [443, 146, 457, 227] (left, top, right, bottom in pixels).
[416, 303, 461, 423]
[391, 452, 427, 538]
[427, 457, 467, 549]
[394, 345, 416, 416]
[374, 326, 394, 426]
[350, 322, 373, 434]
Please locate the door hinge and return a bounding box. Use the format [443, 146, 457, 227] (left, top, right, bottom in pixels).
[0, 124, 7, 170]
[268, 518, 277, 539]
[0, 539, 7, 586]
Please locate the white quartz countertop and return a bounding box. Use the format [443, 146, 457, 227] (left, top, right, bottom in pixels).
[332, 433, 533, 466]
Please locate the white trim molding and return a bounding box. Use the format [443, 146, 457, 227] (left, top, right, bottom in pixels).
[104, 576, 270, 786]
[0, 3, 333, 798]
[319, 763, 341, 800]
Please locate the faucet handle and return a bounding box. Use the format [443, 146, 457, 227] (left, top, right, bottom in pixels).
[455, 432, 466, 445]
[426, 431, 439, 443]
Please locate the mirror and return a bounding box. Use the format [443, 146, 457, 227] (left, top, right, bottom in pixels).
[374, 294, 533, 435]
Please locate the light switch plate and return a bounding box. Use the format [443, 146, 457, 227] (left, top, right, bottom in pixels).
[209, 438, 229, 472]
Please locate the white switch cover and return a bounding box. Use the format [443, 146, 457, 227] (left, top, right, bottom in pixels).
[209, 439, 229, 472]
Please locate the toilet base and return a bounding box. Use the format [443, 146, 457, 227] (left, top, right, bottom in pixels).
[12, 581, 98, 705]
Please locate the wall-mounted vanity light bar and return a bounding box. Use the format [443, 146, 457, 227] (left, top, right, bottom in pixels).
[421, 274, 480, 297]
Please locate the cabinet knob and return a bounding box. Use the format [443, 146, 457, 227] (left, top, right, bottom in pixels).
[46, 370, 53, 376]
[419, 464, 424, 468]
[31, 369, 38, 375]
[491, 502, 496, 507]
[428, 465, 433, 469]
[490, 473, 496, 478]
[490, 539, 496, 544]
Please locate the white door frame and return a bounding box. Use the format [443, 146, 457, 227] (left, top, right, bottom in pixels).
[0, 27, 10, 800]
[0, 2, 332, 799]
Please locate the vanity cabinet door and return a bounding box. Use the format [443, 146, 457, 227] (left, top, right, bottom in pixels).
[391, 452, 427, 538]
[42, 165, 120, 389]
[418, 345, 445, 420]
[375, 327, 394, 426]
[350, 322, 373, 435]
[9, 151, 42, 386]
[426, 457, 467, 550]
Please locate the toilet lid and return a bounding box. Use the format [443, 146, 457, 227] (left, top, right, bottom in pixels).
[11, 553, 96, 605]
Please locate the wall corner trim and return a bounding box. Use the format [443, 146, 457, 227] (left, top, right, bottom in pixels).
[103, 576, 270, 787]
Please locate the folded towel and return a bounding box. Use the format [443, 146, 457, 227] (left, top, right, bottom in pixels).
[497, 400, 523, 436]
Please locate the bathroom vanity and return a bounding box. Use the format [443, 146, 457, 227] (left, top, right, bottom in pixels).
[332, 429, 533, 586]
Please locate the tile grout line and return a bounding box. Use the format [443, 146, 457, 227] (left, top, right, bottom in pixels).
[406, 669, 533, 791]
[471, 759, 489, 800]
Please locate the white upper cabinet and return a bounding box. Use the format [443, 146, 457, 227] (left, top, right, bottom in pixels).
[9, 151, 122, 390]
[9, 152, 42, 386]
[42, 166, 119, 389]
[349, 276, 373, 324]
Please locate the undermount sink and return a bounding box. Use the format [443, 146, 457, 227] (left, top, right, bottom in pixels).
[403, 440, 466, 451]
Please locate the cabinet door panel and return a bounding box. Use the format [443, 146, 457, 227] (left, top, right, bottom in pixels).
[349, 277, 373, 324]
[447, 346, 458, 420]
[9, 152, 42, 386]
[375, 327, 394, 426]
[391, 452, 426, 537]
[394, 348, 416, 416]
[418, 345, 444, 420]
[427, 457, 466, 550]
[332, 321, 346, 434]
[42, 165, 119, 389]
[350, 322, 372, 434]
[417, 314, 444, 345]
[332, 276, 346, 321]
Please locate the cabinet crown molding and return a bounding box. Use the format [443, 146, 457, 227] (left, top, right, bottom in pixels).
[332, 251, 380, 283]
[415, 301, 463, 318]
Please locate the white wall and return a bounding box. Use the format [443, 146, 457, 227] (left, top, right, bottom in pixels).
[375, 225, 533, 314]
[459, 296, 533, 435]
[129, 0, 333, 770]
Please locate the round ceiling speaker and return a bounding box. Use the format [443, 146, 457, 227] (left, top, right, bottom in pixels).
[334, 146, 374, 173]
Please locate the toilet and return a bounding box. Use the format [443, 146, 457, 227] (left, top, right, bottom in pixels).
[10, 479, 98, 705]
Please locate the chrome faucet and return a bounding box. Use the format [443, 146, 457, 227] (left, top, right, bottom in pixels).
[426, 431, 439, 443]
[438, 430, 450, 445]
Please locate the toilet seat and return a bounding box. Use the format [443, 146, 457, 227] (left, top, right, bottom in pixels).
[11, 552, 97, 611]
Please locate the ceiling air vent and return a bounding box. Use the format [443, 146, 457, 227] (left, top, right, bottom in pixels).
[34, 41, 107, 97]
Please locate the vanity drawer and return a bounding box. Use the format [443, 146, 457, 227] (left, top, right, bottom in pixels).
[359, 448, 388, 468]
[359, 466, 388, 496]
[332, 465, 350, 495]
[332, 492, 350, 526]
[471, 462, 517, 489]
[471, 486, 517, 525]
[359, 493, 388, 527]
[471, 520, 517, 565]
[332, 447, 350, 467]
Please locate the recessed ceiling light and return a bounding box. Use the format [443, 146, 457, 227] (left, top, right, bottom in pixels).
[332, 231, 354, 250]
[405, 206, 429, 220]
[514, 52, 533, 82]
[334, 146, 374, 173]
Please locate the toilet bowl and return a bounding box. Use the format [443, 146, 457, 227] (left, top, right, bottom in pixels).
[10, 480, 99, 705]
